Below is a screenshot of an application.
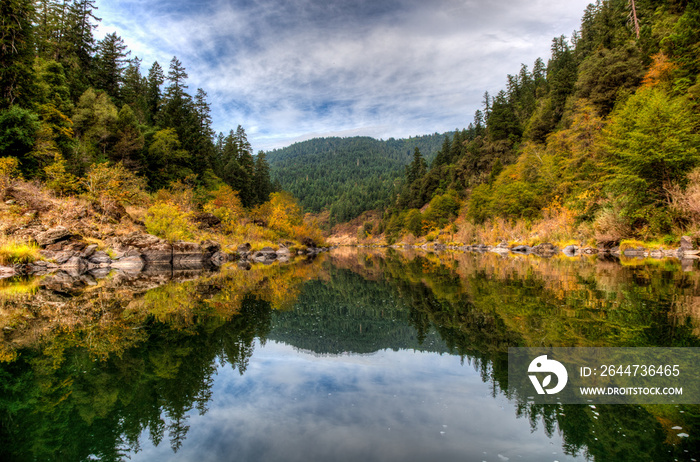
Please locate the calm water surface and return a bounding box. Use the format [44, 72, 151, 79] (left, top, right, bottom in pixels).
[1, 249, 699, 461]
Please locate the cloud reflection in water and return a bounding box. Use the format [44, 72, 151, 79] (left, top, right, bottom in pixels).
[130, 341, 582, 462]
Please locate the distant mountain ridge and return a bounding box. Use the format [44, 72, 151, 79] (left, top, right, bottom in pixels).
[265, 133, 449, 223]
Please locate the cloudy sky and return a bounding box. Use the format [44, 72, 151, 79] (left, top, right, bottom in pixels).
[94, 0, 592, 152]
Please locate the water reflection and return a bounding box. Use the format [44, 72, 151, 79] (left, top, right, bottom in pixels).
[132, 343, 581, 462]
[1, 250, 699, 461]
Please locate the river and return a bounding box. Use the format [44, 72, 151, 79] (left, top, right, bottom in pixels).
[1, 248, 698, 461]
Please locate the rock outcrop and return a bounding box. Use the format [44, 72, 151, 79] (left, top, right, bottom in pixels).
[35, 226, 72, 247]
[13, 230, 329, 279]
[386, 235, 700, 262]
[24, 232, 239, 277]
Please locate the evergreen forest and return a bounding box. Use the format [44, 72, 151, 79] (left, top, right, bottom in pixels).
[0, 0, 274, 208]
[383, 0, 700, 244]
[2, 0, 700, 247]
[0, 0, 336, 251]
[265, 134, 448, 224]
[261, 0, 700, 246]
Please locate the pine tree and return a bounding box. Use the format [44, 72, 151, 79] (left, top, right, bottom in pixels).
[547, 35, 577, 121]
[473, 110, 485, 137]
[432, 136, 451, 168]
[165, 56, 188, 101]
[160, 56, 192, 135]
[95, 32, 130, 101]
[234, 124, 251, 154]
[487, 90, 521, 142]
[0, 0, 36, 108]
[448, 129, 464, 163]
[121, 57, 147, 116]
[406, 147, 427, 184]
[219, 127, 256, 206]
[65, 0, 100, 67]
[253, 150, 272, 204]
[188, 88, 215, 177]
[146, 61, 164, 124]
[532, 57, 547, 97]
[34, 0, 61, 58]
[193, 88, 213, 137]
[235, 126, 255, 206]
[112, 104, 144, 171]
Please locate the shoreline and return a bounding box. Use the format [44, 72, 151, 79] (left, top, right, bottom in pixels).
[0, 226, 331, 280]
[349, 240, 700, 261]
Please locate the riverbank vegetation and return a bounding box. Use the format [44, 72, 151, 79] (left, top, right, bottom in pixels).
[326, 0, 700, 247]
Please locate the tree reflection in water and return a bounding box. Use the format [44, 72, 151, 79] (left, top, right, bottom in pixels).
[0, 250, 699, 461]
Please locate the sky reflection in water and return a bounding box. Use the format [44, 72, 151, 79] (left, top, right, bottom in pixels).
[131, 340, 580, 462]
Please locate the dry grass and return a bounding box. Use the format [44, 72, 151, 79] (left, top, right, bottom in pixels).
[669, 167, 700, 232]
[594, 207, 632, 244]
[447, 203, 587, 247]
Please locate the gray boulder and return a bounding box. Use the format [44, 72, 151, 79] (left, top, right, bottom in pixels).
[623, 248, 645, 257]
[172, 240, 206, 265]
[81, 244, 98, 258]
[210, 251, 230, 266]
[532, 243, 558, 257]
[61, 256, 87, 272]
[511, 245, 531, 254]
[54, 251, 74, 265]
[88, 251, 112, 265]
[562, 245, 578, 256]
[36, 226, 72, 247]
[109, 232, 172, 264]
[680, 236, 693, 251]
[111, 255, 145, 271]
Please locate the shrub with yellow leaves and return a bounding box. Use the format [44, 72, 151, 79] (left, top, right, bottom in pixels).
[0, 157, 20, 191]
[144, 201, 195, 242]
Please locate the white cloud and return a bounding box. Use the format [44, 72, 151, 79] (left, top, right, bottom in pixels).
[95, 0, 592, 151]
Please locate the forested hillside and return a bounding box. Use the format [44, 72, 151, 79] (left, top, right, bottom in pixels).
[377, 0, 700, 245]
[0, 0, 275, 205]
[0, 0, 324, 249]
[266, 133, 447, 224]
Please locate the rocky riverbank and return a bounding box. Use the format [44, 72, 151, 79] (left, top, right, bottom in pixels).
[371, 236, 700, 260]
[0, 226, 329, 279]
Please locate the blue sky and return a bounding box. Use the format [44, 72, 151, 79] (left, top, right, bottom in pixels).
[94, 0, 592, 152]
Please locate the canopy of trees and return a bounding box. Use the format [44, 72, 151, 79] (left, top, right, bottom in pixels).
[0, 0, 273, 207]
[266, 134, 447, 224]
[383, 0, 700, 242]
